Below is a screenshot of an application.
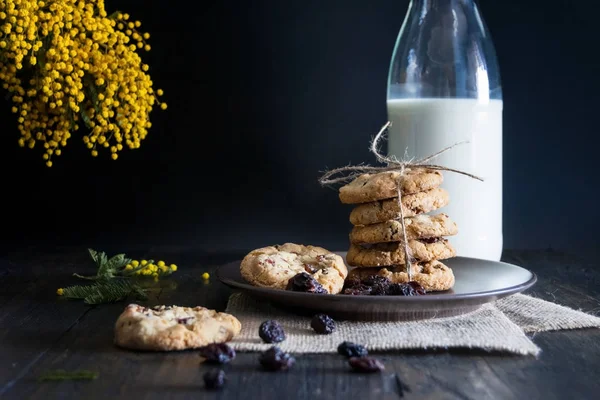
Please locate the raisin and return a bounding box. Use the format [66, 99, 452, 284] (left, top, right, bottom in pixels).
[304, 264, 318, 274]
[177, 317, 194, 324]
[203, 369, 226, 390]
[259, 347, 295, 371]
[310, 314, 336, 334]
[370, 283, 390, 296]
[363, 275, 390, 287]
[343, 276, 362, 289]
[286, 272, 328, 294]
[337, 341, 368, 358]
[420, 237, 442, 244]
[258, 320, 286, 343]
[342, 284, 372, 296]
[407, 281, 426, 294]
[199, 343, 236, 364]
[348, 357, 385, 373]
[388, 281, 426, 296]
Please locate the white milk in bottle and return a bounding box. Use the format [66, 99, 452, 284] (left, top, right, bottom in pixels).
[387, 0, 503, 260]
[387, 98, 503, 260]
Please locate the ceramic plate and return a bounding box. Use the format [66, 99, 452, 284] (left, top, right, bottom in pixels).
[216, 254, 537, 321]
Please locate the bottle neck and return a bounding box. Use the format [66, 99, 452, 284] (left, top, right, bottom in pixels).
[411, 0, 475, 11]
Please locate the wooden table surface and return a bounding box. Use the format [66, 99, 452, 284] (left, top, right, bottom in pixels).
[1, 247, 599, 400]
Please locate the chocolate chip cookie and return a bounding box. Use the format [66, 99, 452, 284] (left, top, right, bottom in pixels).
[114, 304, 242, 351]
[240, 243, 348, 294]
[346, 239, 456, 267]
[338, 168, 443, 204]
[348, 260, 455, 291]
[349, 188, 449, 225]
[349, 213, 457, 244]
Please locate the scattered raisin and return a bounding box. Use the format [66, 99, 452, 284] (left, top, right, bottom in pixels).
[311, 314, 336, 334]
[177, 317, 194, 324]
[259, 347, 295, 371]
[388, 281, 426, 296]
[348, 357, 385, 373]
[258, 320, 286, 343]
[203, 369, 226, 390]
[199, 343, 236, 364]
[286, 272, 328, 294]
[343, 284, 372, 296]
[337, 341, 368, 358]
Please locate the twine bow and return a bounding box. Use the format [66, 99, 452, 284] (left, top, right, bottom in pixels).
[318, 121, 483, 280]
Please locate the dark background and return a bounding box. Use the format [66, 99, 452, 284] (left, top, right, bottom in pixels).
[0, 0, 598, 255]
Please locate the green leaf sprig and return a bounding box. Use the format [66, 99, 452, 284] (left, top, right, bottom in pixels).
[61, 280, 148, 305]
[38, 370, 98, 382]
[56, 249, 179, 305]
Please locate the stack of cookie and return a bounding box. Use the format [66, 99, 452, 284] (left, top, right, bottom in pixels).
[338, 168, 457, 292]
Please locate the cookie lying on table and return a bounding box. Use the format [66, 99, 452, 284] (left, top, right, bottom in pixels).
[114, 304, 241, 351]
[240, 243, 348, 294]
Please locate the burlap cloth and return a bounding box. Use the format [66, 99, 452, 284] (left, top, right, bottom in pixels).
[225, 293, 600, 356]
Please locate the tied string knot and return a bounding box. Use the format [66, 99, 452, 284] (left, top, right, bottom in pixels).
[318, 121, 483, 280]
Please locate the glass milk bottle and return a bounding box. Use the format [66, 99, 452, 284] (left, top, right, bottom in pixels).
[387, 0, 503, 261]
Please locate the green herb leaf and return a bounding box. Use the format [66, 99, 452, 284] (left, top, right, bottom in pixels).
[79, 108, 93, 128]
[38, 370, 98, 382]
[83, 74, 102, 114]
[62, 280, 148, 305]
[106, 253, 132, 271]
[108, 10, 123, 20]
[74, 249, 132, 281]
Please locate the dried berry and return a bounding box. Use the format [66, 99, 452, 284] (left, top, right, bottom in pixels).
[259, 320, 286, 343]
[388, 281, 426, 296]
[348, 357, 385, 373]
[342, 284, 372, 296]
[407, 281, 426, 294]
[203, 369, 226, 390]
[363, 275, 391, 287]
[304, 264, 318, 274]
[420, 237, 442, 244]
[370, 282, 390, 296]
[259, 347, 295, 371]
[337, 341, 368, 358]
[286, 272, 328, 294]
[343, 276, 362, 289]
[311, 314, 336, 334]
[199, 343, 236, 364]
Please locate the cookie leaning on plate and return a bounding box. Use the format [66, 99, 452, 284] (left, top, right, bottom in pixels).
[339, 168, 443, 204]
[240, 243, 348, 294]
[348, 260, 455, 291]
[114, 304, 241, 351]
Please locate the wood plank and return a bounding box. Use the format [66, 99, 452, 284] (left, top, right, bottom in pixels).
[0, 246, 155, 396]
[0, 251, 92, 396]
[2, 248, 600, 400]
